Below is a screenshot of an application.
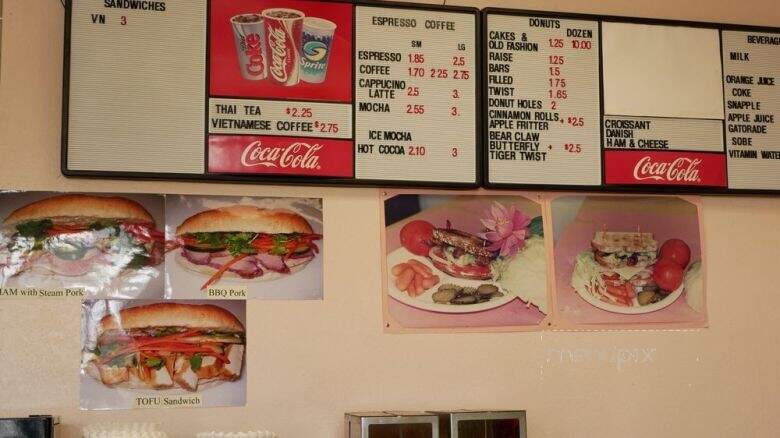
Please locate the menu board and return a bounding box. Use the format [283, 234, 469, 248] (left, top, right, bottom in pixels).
[63, 3, 780, 193]
[485, 14, 601, 186]
[354, 7, 478, 183]
[483, 9, 780, 194]
[722, 30, 780, 190]
[63, 0, 480, 187]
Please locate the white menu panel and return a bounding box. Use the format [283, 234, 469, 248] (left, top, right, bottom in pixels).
[486, 14, 601, 186]
[602, 22, 724, 120]
[208, 98, 352, 139]
[354, 6, 477, 183]
[68, 0, 205, 174]
[723, 30, 780, 190]
[604, 117, 724, 152]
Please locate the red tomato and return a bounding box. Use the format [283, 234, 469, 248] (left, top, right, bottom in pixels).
[653, 260, 684, 293]
[658, 239, 691, 269]
[400, 220, 434, 256]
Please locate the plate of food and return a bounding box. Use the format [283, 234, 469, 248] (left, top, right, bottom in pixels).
[386, 202, 548, 314]
[571, 230, 694, 314]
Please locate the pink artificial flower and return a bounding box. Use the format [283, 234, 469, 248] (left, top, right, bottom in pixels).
[479, 202, 531, 258]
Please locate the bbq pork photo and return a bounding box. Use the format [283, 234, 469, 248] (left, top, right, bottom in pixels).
[165, 196, 323, 300]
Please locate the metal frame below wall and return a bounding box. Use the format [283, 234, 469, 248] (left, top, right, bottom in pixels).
[481, 7, 780, 196]
[60, 0, 483, 189]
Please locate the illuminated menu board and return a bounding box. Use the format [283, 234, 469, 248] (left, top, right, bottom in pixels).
[354, 6, 478, 183]
[483, 9, 780, 194]
[722, 30, 780, 190]
[63, 0, 480, 187]
[485, 14, 601, 186]
[63, 3, 780, 193]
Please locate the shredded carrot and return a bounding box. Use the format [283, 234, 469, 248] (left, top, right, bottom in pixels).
[201, 254, 248, 290]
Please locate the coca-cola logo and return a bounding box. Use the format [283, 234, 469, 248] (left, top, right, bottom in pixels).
[268, 27, 289, 83]
[240, 141, 322, 170]
[632, 156, 702, 183]
[244, 33, 265, 76]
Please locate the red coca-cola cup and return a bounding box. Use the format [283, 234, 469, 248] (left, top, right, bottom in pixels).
[261, 8, 305, 86]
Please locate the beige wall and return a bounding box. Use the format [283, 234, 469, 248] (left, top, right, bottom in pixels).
[1, 0, 779, 437]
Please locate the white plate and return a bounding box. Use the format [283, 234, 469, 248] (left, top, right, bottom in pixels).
[574, 279, 684, 314]
[387, 247, 515, 314]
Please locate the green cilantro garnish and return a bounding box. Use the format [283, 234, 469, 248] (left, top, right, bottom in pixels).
[144, 357, 164, 370]
[193, 232, 224, 247]
[189, 354, 203, 371]
[224, 232, 257, 256]
[16, 219, 53, 238]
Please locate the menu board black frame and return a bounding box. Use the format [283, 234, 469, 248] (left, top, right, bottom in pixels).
[482, 7, 780, 195]
[60, 0, 483, 188]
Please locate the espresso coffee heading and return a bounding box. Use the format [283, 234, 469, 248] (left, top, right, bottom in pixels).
[371, 16, 456, 30]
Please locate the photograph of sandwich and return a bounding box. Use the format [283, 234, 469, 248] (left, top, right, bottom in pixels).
[553, 195, 706, 325]
[0, 193, 165, 297]
[80, 300, 247, 409]
[384, 194, 549, 328]
[572, 230, 695, 312]
[165, 196, 323, 299]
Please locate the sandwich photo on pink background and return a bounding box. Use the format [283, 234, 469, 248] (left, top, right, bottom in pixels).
[551, 195, 706, 328]
[383, 191, 550, 332]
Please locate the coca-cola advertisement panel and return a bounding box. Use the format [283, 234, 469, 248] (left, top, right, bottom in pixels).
[604, 151, 727, 187]
[209, 0, 352, 102]
[208, 135, 353, 177]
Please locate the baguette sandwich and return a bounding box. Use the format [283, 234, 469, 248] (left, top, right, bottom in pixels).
[0, 194, 163, 281]
[84, 303, 245, 392]
[174, 205, 321, 289]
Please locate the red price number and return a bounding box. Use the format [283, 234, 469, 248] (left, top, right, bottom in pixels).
[450, 107, 459, 116]
[549, 55, 565, 65]
[430, 68, 448, 79]
[286, 107, 313, 118]
[452, 89, 461, 99]
[564, 143, 582, 153]
[408, 146, 427, 156]
[571, 40, 592, 50]
[408, 67, 425, 77]
[408, 53, 425, 63]
[452, 56, 466, 66]
[567, 116, 584, 127]
[548, 78, 567, 88]
[452, 70, 470, 80]
[549, 38, 564, 48]
[406, 104, 425, 115]
[314, 121, 339, 133]
[548, 89, 568, 99]
[407, 86, 420, 97]
[549, 66, 561, 76]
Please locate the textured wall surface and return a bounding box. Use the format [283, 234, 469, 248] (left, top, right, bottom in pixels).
[1, 0, 779, 437]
